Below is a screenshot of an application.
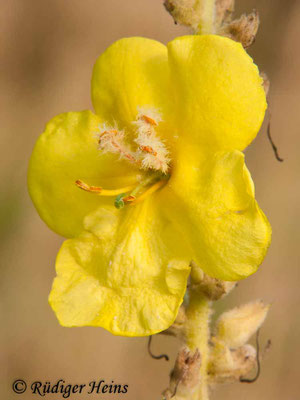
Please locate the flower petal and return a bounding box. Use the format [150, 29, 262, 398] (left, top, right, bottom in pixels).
[91, 37, 171, 132]
[49, 201, 191, 336]
[28, 110, 139, 238]
[162, 150, 271, 281]
[167, 35, 267, 151]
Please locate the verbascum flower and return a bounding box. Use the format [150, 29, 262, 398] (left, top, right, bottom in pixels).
[28, 35, 271, 336]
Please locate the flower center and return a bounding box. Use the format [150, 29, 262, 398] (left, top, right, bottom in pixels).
[75, 107, 171, 209]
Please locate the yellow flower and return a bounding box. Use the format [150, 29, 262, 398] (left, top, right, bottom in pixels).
[28, 35, 271, 337]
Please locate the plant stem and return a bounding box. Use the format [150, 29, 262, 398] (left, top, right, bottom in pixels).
[197, 0, 216, 34]
[185, 290, 211, 400]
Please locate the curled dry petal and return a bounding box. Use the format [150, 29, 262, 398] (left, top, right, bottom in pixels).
[220, 11, 260, 48]
[163, 347, 201, 399]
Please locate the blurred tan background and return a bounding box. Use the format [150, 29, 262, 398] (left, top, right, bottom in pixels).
[1, 0, 299, 399]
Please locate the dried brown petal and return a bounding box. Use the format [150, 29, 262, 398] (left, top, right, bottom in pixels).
[190, 261, 236, 301]
[221, 11, 260, 48]
[162, 347, 201, 399]
[208, 342, 257, 384]
[164, 0, 202, 30]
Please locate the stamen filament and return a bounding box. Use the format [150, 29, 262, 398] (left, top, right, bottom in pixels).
[130, 174, 158, 197]
[98, 129, 137, 163]
[131, 179, 167, 205]
[75, 180, 136, 196]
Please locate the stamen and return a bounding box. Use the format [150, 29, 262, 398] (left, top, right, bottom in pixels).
[122, 195, 136, 203]
[136, 132, 171, 173]
[113, 173, 168, 209]
[133, 108, 170, 174]
[139, 145, 158, 156]
[75, 180, 102, 193]
[114, 194, 136, 209]
[131, 179, 168, 205]
[98, 126, 137, 163]
[75, 180, 136, 196]
[140, 114, 157, 126]
[99, 129, 118, 138]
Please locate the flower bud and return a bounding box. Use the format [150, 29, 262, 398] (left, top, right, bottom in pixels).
[215, 300, 270, 348]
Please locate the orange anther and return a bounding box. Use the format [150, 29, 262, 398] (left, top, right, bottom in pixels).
[141, 115, 157, 126]
[98, 129, 118, 143]
[122, 195, 136, 204]
[75, 180, 102, 193]
[75, 180, 137, 196]
[140, 145, 158, 156]
[98, 129, 136, 162]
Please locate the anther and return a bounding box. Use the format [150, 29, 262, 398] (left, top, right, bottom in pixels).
[98, 128, 137, 163]
[75, 180, 102, 193]
[98, 129, 118, 141]
[122, 195, 136, 204]
[140, 114, 158, 126]
[139, 145, 158, 156]
[75, 180, 136, 197]
[114, 194, 136, 209]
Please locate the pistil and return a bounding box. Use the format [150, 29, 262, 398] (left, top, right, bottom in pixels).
[131, 178, 167, 205]
[75, 172, 169, 209]
[114, 172, 168, 209]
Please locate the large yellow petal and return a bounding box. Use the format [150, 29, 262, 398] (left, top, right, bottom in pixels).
[167, 35, 267, 151]
[28, 110, 139, 238]
[161, 149, 271, 281]
[91, 37, 172, 138]
[49, 200, 191, 336]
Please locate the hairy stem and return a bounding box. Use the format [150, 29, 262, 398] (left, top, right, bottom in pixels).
[197, 0, 216, 34]
[185, 291, 211, 400]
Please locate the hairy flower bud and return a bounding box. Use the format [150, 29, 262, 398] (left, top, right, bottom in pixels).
[215, 300, 270, 348]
